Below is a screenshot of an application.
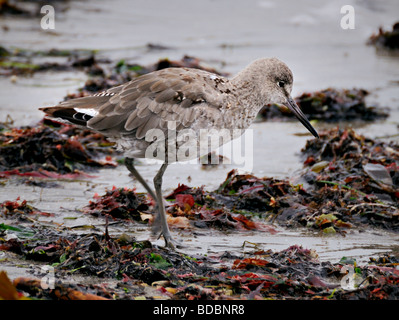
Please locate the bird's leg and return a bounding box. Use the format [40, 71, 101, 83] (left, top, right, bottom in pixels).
[153, 162, 175, 250]
[125, 158, 158, 203]
[125, 158, 175, 249]
[125, 158, 163, 234]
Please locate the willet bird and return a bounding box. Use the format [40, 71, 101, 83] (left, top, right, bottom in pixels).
[40, 57, 318, 249]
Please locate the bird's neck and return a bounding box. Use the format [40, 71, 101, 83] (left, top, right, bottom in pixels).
[224, 72, 265, 129]
[231, 69, 265, 110]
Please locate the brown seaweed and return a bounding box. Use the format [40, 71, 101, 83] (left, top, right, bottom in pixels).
[259, 88, 389, 122]
[0, 119, 119, 177]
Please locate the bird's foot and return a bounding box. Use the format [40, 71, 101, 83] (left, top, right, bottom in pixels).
[159, 232, 184, 250]
[164, 237, 176, 250]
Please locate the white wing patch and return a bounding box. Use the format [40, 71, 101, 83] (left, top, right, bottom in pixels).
[75, 108, 98, 117]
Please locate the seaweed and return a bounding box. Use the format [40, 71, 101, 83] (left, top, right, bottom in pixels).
[0, 0, 33, 16]
[1, 197, 52, 220]
[205, 128, 399, 233]
[0, 119, 119, 176]
[259, 88, 389, 122]
[368, 22, 399, 51]
[1, 224, 398, 300]
[83, 186, 150, 221]
[0, 45, 101, 76]
[1, 152, 398, 300]
[298, 128, 399, 231]
[301, 128, 399, 202]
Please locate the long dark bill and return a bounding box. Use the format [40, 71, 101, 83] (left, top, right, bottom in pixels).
[286, 96, 319, 138]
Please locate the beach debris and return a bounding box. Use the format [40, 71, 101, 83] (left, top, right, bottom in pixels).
[0, 46, 101, 76]
[83, 186, 150, 221]
[1, 197, 52, 220]
[301, 128, 399, 201]
[368, 22, 399, 51]
[297, 128, 399, 232]
[259, 88, 389, 122]
[202, 128, 399, 233]
[0, 119, 119, 177]
[0, 0, 34, 17]
[1, 221, 398, 300]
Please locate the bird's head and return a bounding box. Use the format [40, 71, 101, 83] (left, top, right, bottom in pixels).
[245, 58, 319, 138]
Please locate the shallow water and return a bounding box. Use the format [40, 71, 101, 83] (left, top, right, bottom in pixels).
[1, 0, 399, 280]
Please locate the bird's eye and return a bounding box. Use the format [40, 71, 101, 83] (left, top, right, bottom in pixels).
[277, 81, 285, 88]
